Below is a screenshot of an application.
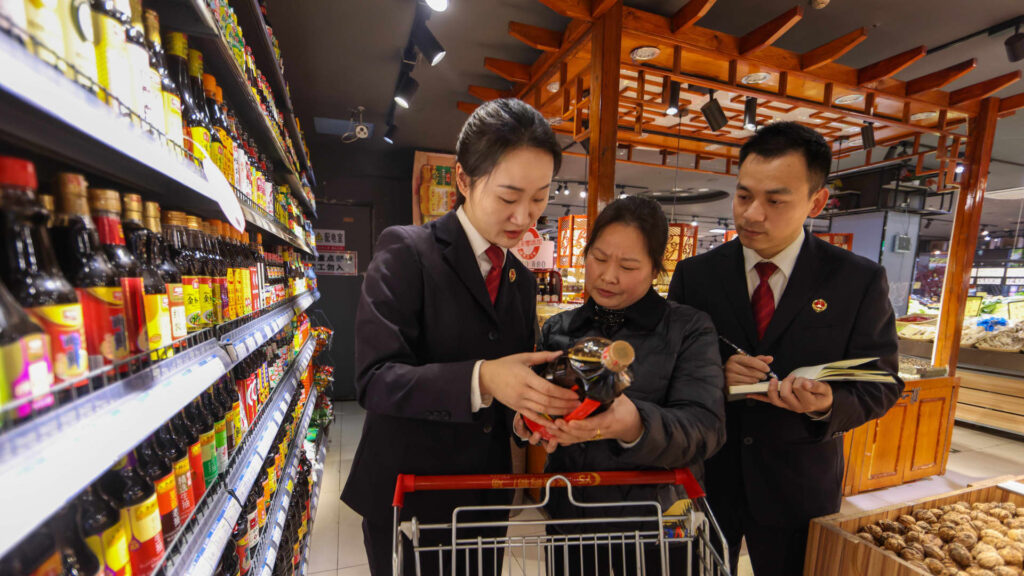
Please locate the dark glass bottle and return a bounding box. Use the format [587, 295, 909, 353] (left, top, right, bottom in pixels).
[0, 157, 88, 389]
[154, 421, 196, 524]
[186, 395, 218, 488]
[164, 32, 204, 156]
[136, 437, 182, 540]
[143, 9, 184, 150]
[172, 410, 206, 501]
[54, 501, 102, 576]
[187, 48, 222, 154]
[123, 194, 171, 357]
[0, 524, 62, 575]
[77, 485, 129, 576]
[99, 454, 166, 576]
[203, 387, 228, 477]
[144, 202, 187, 343]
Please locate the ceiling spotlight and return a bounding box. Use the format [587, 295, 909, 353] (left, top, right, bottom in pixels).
[834, 94, 864, 105]
[690, 218, 698, 226]
[955, 163, 965, 174]
[619, 193, 627, 200]
[382, 124, 397, 144]
[665, 81, 681, 116]
[546, 80, 560, 93]
[580, 189, 587, 198]
[701, 90, 728, 132]
[629, 46, 661, 61]
[860, 121, 875, 149]
[743, 96, 758, 131]
[741, 72, 771, 85]
[394, 74, 419, 108]
[412, 21, 446, 66]
[424, 0, 448, 11]
[1007, 24, 1024, 62]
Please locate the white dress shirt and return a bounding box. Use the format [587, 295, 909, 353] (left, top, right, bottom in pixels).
[456, 207, 505, 413]
[742, 229, 804, 305]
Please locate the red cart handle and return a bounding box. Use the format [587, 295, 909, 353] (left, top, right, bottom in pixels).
[393, 468, 704, 508]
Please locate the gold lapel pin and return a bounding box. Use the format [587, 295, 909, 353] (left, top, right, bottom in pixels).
[509, 269, 517, 283]
[812, 299, 827, 313]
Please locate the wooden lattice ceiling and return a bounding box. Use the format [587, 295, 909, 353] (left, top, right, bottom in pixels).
[459, 0, 1024, 191]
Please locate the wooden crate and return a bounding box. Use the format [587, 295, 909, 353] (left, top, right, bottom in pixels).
[805, 475, 1024, 575]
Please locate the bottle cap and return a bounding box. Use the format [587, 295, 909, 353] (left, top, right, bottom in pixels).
[122, 193, 143, 219]
[143, 200, 161, 220]
[40, 193, 55, 213]
[0, 156, 38, 190]
[186, 215, 201, 230]
[202, 73, 217, 95]
[56, 173, 90, 216]
[88, 188, 123, 214]
[602, 341, 635, 373]
[214, 86, 224, 104]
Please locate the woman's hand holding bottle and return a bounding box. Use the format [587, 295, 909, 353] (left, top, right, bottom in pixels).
[478, 351, 581, 423]
[547, 394, 644, 446]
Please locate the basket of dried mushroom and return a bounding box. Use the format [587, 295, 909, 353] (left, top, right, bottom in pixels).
[805, 476, 1024, 576]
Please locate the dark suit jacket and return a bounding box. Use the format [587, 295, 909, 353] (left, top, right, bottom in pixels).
[341, 211, 536, 524]
[668, 234, 903, 525]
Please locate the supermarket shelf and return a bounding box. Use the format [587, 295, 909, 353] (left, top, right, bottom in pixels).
[298, 438, 328, 576]
[284, 170, 317, 219]
[0, 292, 318, 558]
[239, 197, 312, 255]
[166, 338, 316, 576]
[253, 381, 319, 576]
[0, 29, 236, 225]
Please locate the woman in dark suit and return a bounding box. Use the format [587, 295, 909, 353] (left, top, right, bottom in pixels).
[342, 99, 581, 576]
[517, 197, 727, 575]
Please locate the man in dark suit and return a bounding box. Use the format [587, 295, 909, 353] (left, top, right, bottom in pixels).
[668, 122, 903, 576]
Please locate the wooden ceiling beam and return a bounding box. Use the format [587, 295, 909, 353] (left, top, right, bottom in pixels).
[484, 57, 532, 83]
[515, 20, 591, 102]
[563, 149, 733, 177]
[799, 28, 867, 72]
[857, 46, 927, 86]
[536, 0, 592, 20]
[670, 0, 717, 33]
[457, 101, 480, 114]
[468, 85, 512, 101]
[590, 0, 618, 19]
[508, 21, 562, 52]
[905, 59, 976, 96]
[949, 72, 1021, 106]
[738, 6, 803, 56]
[998, 92, 1024, 114]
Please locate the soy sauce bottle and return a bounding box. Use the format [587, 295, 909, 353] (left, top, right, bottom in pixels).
[172, 410, 206, 501]
[123, 194, 171, 358]
[186, 395, 218, 487]
[0, 524, 62, 575]
[76, 485, 130, 576]
[144, 202, 187, 344]
[154, 421, 196, 523]
[136, 436, 182, 540]
[0, 275, 54, 425]
[99, 455, 166, 576]
[54, 502, 101, 576]
[203, 386, 228, 476]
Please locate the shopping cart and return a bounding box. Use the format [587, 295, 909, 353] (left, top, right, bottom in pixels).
[391, 469, 731, 576]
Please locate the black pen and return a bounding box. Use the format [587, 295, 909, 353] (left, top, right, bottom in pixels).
[718, 335, 780, 380]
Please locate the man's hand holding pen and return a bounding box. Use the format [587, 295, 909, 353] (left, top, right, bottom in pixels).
[726, 353, 834, 414]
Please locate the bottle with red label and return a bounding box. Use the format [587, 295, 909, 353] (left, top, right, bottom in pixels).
[185, 216, 213, 329]
[185, 395, 218, 487]
[232, 516, 249, 576]
[77, 485, 131, 576]
[172, 411, 206, 501]
[143, 202, 187, 345]
[162, 211, 201, 333]
[99, 454, 166, 576]
[0, 156, 88, 392]
[53, 501, 102, 576]
[50, 173, 129, 380]
[0, 275, 54, 425]
[89, 189, 147, 359]
[243, 488, 258, 562]
[207, 220, 231, 324]
[203, 387, 228, 477]
[136, 436, 182, 541]
[123, 194, 172, 359]
[154, 421, 195, 525]
[0, 524, 63, 576]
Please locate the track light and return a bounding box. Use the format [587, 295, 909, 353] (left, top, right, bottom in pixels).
[412, 20, 446, 66]
[383, 124, 397, 144]
[701, 90, 728, 132]
[665, 81, 681, 116]
[424, 0, 448, 12]
[743, 97, 757, 131]
[955, 163, 965, 174]
[394, 74, 419, 108]
[580, 189, 587, 198]
[861, 121, 875, 149]
[1007, 24, 1024, 62]
[691, 218, 698, 226]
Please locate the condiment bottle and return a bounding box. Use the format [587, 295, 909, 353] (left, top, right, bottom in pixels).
[144, 202, 187, 343]
[77, 485, 130, 576]
[123, 193, 171, 358]
[99, 455, 166, 576]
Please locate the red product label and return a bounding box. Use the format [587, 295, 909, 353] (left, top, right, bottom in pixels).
[155, 471, 181, 539]
[174, 456, 196, 521]
[246, 509, 258, 551]
[124, 494, 165, 576]
[121, 276, 147, 355]
[26, 551, 63, 576]
[237, 374, 258, 424]
[27, 303, 88, 383]
[236, 534, 250, 575]
[77, 286, 129, 369]
[249, 266, 259, 311]
[188, 441, 206, 499]
[95, 215, 126, 246]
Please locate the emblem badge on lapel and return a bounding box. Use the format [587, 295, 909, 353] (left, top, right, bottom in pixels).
[812, 299, 827, 313]
[509, 269, 517, 283]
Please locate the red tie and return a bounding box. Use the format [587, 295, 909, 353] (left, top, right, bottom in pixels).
[485, 245, 504, 304]
[752, 261, 778, 340]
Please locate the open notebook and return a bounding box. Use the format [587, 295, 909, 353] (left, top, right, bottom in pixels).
[728, 357, 895, 398]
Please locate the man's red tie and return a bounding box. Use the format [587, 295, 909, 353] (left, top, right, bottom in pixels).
[485, 244, 504, 304]
[752, 261, 778, 340]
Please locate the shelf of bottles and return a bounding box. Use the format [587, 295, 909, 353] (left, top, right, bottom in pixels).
[297, 437, 328, 576]
[158, 337, 315, 576]
[250, 375, 317, 576]
[0, 5, 317, 251]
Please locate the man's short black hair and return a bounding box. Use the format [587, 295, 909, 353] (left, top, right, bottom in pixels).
[738, 122, 832, 194]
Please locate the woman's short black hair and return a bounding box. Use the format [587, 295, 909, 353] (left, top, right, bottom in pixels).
[584, 196, 668, 275]
[738, 121, 832, 194]
[454, 98, 562, 206]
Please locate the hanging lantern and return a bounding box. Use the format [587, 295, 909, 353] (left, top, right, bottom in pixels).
[663, 223, 699, 270]
[557, 215, 588, 268]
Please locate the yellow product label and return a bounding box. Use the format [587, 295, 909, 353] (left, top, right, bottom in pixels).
[62, 0, 97, 83]
[163, 92, 184, 148]
[198, 279, 214, 326]
[142, 66, 164, 131]
[92, 10, 131, 107]
[187, 48, 203, 77]
[183, 276, 201, 331]
[167, 283, 187, 340]
[208, 140, 224, 182]
[213, 127, 232, 180]
[26, 1, 65, 68]
[227, 406, 240, 442]
[125, 494, 162, 542]
[210, 279, 223, 324]
[86, 519, 130, 574]
[144, 293, 172, 358]
[174, 457, 190, 476]
[226, 268, 237, 319]
[27, 303, 87, 382]
[189, 125, 211, 156]
[167, 32, 186, 59]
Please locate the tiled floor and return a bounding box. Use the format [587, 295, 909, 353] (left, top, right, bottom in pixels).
[306, 402, 1024, 576]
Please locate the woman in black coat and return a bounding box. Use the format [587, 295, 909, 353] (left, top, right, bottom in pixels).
[343, 99, 580, 576]
[518, 197, 727, 575]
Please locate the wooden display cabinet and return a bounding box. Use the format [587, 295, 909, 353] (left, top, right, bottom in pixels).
[842, 377, 959, 495]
